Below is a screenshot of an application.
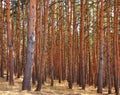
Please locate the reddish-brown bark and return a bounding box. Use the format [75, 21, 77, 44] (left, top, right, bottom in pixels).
[16, 0, 21, 78]
[6, 0, 14, 85]
[0, 0, 4, 78]
[80, 0, 85, 90]
[106, 0, 112, 93]
[113, 0, 119, 94]
[68, 0, 73, 89]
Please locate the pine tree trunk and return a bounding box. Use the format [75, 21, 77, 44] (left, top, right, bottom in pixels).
[35, 0, 43, 91]
[22, 0, 36, 90]
[0, 0, 4, 78]
[113, 0, 119, 94]
[6, 0, 14, 85]
[106, 0, 112, 93]
[17, 0, 21, 78]
[50, 0, 55, 86]
[97, 0, 104, 93]
[80, 0, 85, 90]
[68, 0, 73, 89]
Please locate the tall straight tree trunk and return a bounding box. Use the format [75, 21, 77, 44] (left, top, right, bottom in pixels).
[41, 0, 49, 84]
[17, 0, 21, 78]
[6, 0, 14, 85]
[21, 3, 26, 76]
[11, 7, 15, 76]
[36, 0, 43, 91]
[51, 0, 55, 86]
[86, 12, 92, 85]
[68, 0, 73, 89]
[47, 21, 51, 81]
[80, 0, 85, 90]
[95, 0, 100, 87]
[106, 0, 112, 94]
[113, 0, 119, 94]
[72, 0, 77, 83]
[33, 0, 41, 85]
[62, 7, 66, 80]
[58, 2, 62, 83]
[118, 0, 120, 88]
[92, 2, 98, 87]
[22, 0, 36, 90]
[97, 0, 104, 93]
[0, 0, 4, 78]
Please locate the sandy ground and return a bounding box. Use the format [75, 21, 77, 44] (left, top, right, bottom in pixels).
[0, 77, 117, 95]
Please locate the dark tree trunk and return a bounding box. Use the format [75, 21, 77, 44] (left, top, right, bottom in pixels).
[0, 0, 4, 78]
[80, 0, 85, 90]
[106, 0, 112, 94]
[22, 0, 36, 91]
[97, 0, 104, 93]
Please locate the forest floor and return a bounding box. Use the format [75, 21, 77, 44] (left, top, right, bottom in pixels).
[0, 77, 117, 95]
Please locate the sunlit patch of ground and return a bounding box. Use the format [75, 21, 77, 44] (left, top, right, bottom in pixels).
[0, 77, 117, 95]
